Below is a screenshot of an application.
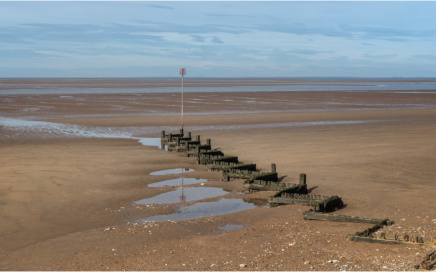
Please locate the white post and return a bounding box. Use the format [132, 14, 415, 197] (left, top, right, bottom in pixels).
[181, 73, 184, 130]
[179, 68, 186, 130]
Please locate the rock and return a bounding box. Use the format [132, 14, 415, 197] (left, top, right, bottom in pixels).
[304, 261, 311, 265]
[332, 260, 339, 264]
[240, 264, 247, 268]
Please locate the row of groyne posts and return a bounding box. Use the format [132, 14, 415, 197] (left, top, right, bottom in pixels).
[161, 129, 436, 270]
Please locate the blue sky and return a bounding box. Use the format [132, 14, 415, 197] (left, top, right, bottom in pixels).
[1, 1, 436, 78]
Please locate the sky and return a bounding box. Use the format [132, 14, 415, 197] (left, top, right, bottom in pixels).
[1, 1, 436, 78]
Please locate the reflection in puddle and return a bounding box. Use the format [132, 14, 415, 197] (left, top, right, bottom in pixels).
[244, 198, 269, 207]
[219, 224, 245, 232]
[149, 168, 195, 175]
[137, 137, 162, 148]
[140, 198, 257, 222]
[149, 177, 207, 187]
[134, 187, 227, 205]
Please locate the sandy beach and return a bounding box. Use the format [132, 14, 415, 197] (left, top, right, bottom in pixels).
[1, 78, 435, 271]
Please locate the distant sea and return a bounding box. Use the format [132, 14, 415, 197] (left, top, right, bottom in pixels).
[1, 78, 436, 94]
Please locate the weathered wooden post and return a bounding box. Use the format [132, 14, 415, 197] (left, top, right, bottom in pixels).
[271, 163, 276, 173]
[161, 130, 166, 139]
[180, 128, 184, 136]
[169, 134, 173, 142]
[300, 173, 306, 185]
[206, 139, 211, 146]
[196, 135, 200, 142]
[188, 132, 191, 138]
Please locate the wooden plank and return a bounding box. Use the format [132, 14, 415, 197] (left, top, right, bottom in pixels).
[269, 197, 317, 206]
[346, 235, 436, 248]
[302, 211, 385, 224]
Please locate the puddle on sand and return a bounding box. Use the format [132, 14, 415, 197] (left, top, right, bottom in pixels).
[137, 137, 162, 149]
[149, 168, 195, 176]
[139, 198, 258, 222]
[219, 224, 245, 232]
[148, 177, 207, 187]
[0, 117, 164, 149]
[134, 187, 227, 205]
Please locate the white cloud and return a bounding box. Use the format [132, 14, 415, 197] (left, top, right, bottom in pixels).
[2, 1, 436, 77]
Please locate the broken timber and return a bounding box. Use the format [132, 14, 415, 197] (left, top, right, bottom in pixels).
[346, 235, 436, 248]
[245, 171, 304, 193]
[223, 163, 258, 181]
[344, 218, 436, 247]
[302, 211, 390, 224]
[415, 250, 436, 270]
[207, 157, 240, 171]
[269, 191, 344, 213]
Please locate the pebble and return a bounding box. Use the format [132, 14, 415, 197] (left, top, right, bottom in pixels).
[304, 261, 311, 265]
[240, 264, 247, 268]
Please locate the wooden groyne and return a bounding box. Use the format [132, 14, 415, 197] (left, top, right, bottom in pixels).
[161, 129, 436, 258]
[161, 130, 343, 211]
[161, 129, 282, 185]
[159, 129, 435, 270]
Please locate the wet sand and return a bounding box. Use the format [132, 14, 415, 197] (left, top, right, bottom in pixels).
[2, 77, 436, 91]
[1, 80, 436, 271]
